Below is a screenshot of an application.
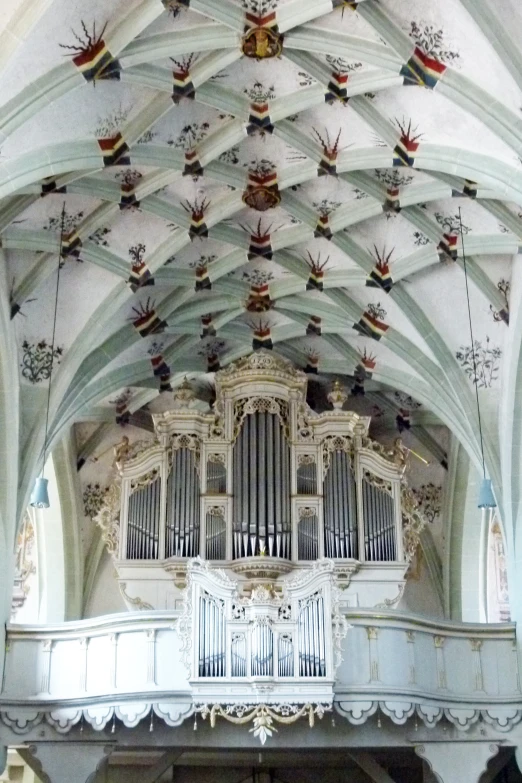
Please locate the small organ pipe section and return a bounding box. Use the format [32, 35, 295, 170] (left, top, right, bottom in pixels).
[232, 412, 291, 559]
[323, 451, 358, 560]
[297, 511, 319, 561]
[166, 448, 200, 558]
[126, 476, 161, 559]
[362, 477, 396, 561]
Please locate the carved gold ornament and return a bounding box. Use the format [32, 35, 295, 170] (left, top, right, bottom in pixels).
[195, 702, 330, 744]
[242, 27, 283, 59]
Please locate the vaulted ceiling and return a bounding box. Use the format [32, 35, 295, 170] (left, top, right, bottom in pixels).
[3, 0, 522, 526]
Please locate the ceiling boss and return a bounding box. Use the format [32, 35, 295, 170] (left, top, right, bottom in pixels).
[241, 0, 283, 59]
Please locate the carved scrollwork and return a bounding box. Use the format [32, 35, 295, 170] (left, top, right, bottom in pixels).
[208, 452, 226, 465]
[401, 486, 427, 562]
[119, 582, 153, 610]
[322, 435, 353, 472]
[363, 469, 393, 496]
[296, 401, 314, 442]
[233, 396, 290, 442]
[218, 350, 305, 382]
[130, 467, 160, 492]
[123, 438, 157, 464]
[94, 483, 121, 556]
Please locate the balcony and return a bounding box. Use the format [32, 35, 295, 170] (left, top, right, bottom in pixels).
[0, 607, 517, 739]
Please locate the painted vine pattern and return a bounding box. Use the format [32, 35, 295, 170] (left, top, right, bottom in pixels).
[455, 337, 502, 388]
[409, 21, 460, 65]
[490, 279, 510, 322]
[83, 483, 109, 518]
[21, 340, 64, 384]
[412, 483, 443, 523]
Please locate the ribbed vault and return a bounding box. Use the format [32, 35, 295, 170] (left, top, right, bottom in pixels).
[2, 0, 522, 608]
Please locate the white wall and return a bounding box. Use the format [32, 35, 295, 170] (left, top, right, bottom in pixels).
[84, 548, 126, 618]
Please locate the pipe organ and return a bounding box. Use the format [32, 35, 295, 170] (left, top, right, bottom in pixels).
[97, 352, 425, 611]
[181, 558, 345, 704]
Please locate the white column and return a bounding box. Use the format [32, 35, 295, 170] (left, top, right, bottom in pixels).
[415, 742, 499, 783]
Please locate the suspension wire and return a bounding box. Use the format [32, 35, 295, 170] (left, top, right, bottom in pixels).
[458, 207, 486, 479]
[41, 202, 66, 477]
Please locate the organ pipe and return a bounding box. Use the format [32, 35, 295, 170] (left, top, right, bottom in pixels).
[296, 460, 317, 494]
[166, 448, 200, 558]
[232, 412, 291, 559]
[126, 476, 161, 560]
[323, 451, 357, 559]
[362, 477, 396, 561]
[298, 593, 326, 677]
[205, 510, 226, 560]
[298, 513, 319, 561]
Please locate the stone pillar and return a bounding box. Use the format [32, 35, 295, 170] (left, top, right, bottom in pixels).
[415, 742, 499, 783]
[20, 743, 112, 783]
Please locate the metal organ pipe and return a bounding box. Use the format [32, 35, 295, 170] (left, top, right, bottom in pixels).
[323, 451, 357, 560]
[298, 594, 326, 677]
[126, 476, 161, 560]
[297, 461, 317, 495]
[166, 448, 201, 558]
[205, 510, 226, 560]
[362, 477, 396, 561]
[232, 411, 291, 560]
[298, 513, 319, 561]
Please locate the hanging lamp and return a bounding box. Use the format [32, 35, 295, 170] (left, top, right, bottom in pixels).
[30, 204, 66, 509]
[459, 208, 496, 509]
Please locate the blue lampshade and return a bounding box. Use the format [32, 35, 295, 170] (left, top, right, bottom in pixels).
[30, 477, 50, 509]
[478, 478, 496, 509]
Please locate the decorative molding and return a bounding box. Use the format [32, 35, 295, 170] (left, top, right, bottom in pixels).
[119, 583, 153, 611]
[374, 583, 405, 609]
[195, 702, 330, 745]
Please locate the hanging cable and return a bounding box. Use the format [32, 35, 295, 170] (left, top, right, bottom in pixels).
[458, 207, 486, 480]
[41, 202, 66, 476]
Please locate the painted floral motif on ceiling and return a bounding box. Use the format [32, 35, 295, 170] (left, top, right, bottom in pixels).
[455, 338, 502, 388]
[20, 340, 64, 384]
[238, 269, 275, 285]
[95, 106, 156, 144]
[165, 1, 189, 18]
[43, 210, 111, 251]
[313, 199, 341, 217]
[219, 146, 241, 165]
[434, 212, 471, 235]
[375, 169, 414, 188]
[244, 81, 276, 102]
[393, 391, 422, 409]
[115, 169, 143, 187]
[168, 122, 211, 150]
[490, 279, 510, 322]
[367, 302, 387, 321]
[83, 483, 109, 519]
[325, 56, 363, 74]
[412, 483, 443, 524]
[408, 21, 461, 65]
[241, 0, 278, 13]
[413, 231, 430, 246]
